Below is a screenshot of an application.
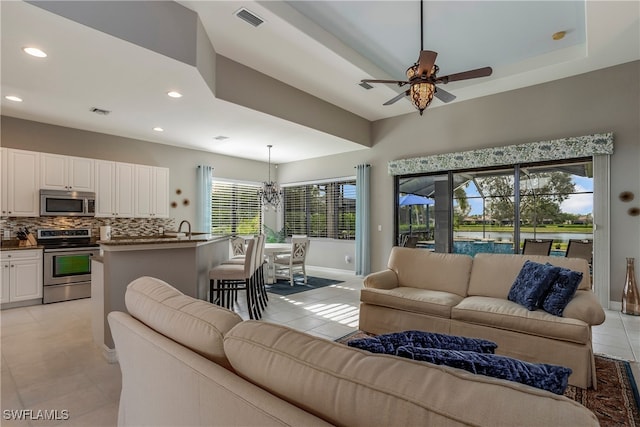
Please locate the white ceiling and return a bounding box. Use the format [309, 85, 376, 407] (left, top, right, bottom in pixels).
[1, 1, 639, 164]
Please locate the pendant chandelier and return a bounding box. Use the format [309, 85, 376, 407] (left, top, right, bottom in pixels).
[258, 145, 282, 210]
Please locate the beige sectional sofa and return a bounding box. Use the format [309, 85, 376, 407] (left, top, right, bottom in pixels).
[359, 247, 606, 389]
[109, 276, 599, 426]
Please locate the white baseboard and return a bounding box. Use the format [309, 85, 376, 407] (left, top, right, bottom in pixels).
[101, 345, 118, 364]
[609, 301, 622, 311]
[307, 265, 356, 276]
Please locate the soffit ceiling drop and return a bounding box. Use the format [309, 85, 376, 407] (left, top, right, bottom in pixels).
[1, 1, 639, 163]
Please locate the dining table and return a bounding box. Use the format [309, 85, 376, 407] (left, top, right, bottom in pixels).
[263, 243, 292, 284]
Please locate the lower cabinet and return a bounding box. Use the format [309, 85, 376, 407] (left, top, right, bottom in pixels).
[1, 249, 43, 305]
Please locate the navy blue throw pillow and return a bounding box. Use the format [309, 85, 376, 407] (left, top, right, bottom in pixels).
[541, 267, 583, 316]
[508, 260, 561, 310]
[396, 346, 572, 395]
[347, 330, 497, 354]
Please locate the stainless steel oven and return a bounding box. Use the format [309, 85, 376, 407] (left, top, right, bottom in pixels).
[38, 228, 99, 304]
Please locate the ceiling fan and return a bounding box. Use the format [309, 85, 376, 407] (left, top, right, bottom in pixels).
[361, 0, 493, 115]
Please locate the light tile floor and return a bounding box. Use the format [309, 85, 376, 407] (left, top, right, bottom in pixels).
[1, 267, 638, 426]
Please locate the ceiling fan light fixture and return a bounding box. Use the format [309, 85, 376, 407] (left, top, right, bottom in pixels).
[407, 64, 436, 115]
[410, 82, 435, 115]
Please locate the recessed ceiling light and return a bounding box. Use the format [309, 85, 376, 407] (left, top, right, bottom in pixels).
[23, 47, 47, 58]
[5, 95, 23, 102]
[552, 31, 567, 41]
[167, 91, 182, 98]
[153, 127, 164, 132]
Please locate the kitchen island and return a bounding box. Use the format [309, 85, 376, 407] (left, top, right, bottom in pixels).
[92, 234, 231, 359]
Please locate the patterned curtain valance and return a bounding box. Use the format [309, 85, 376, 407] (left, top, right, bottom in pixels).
[388, 133, 613, 176]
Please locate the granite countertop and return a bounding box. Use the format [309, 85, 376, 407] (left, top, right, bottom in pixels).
[98, 234, 230, 246]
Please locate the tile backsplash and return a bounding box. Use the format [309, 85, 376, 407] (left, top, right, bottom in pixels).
[0, 217, 177, 239]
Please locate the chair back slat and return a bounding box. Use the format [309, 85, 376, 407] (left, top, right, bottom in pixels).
[291, 237, 309, 262]
[231, 237, 246, 256]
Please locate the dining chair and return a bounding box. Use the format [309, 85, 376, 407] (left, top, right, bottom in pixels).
[274, 237, 309, 286]
[566, 239, 593, 264]
[522, 239, 553, 256]
[209, 237, 261, 319]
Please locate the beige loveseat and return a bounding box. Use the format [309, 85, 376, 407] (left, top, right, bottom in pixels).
[109, 276, 598, 426]
[359, 248, 606, 389]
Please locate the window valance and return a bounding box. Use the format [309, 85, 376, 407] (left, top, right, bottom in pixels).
[388, 133, 613, 176]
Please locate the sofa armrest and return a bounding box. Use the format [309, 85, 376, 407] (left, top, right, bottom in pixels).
[363, 270, 399, 290]
[562, 290, 606, 326]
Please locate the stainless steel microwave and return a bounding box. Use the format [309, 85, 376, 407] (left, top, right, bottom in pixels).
[40, 189, 96, 217]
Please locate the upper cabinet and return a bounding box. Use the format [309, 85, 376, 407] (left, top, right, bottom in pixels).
[1, 148, 40, 217]
[40, 153, 94, 192]
[95, 160, 135, 218]
[134, 165, 169, 218]
[0, 148, 169, 219]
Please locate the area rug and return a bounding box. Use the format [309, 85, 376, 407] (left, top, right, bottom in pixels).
[266, 276, 344, 296]
[336, 331, 640, 427]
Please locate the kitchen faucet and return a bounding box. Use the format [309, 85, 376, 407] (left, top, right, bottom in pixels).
[178, 220, 192, 237]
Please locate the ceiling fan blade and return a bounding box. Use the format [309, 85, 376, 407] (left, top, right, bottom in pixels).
[434, 86, 456, 103]
[383, 90, 409, 106]
[436, 66, 493, 84]
[416, 50, 437, 77]
[361, 79, 409, 86]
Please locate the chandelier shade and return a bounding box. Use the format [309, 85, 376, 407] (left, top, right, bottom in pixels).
[258, 145, 282, 210]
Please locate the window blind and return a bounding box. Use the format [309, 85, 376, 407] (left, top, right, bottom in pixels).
[283, 180, 356, 239]
[211, 180, 262, 235]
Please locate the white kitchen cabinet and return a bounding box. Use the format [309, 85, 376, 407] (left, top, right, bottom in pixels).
[40, 153, 94, 191]
[95, 160, 135, 217]
[1, 250, 43, 304]
[1, 148, 40, 217]
[134, 165, 169, 218]
[0, 148, 7, 217]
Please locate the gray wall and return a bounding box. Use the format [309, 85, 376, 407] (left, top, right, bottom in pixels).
[2, 60, 639, 302]
[278, 60, 640, 303]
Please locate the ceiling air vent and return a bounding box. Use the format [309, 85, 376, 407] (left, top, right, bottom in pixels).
[359, 82, 373, 90]
[235, 8, 264, 27]
[213, 135, 229, 141]
[90, 107, 111, 116]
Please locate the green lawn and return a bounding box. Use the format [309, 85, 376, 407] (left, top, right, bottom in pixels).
[454, 224, 592, 233]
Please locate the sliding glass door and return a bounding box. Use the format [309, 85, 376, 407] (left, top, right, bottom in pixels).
[395, 158, 593, 259]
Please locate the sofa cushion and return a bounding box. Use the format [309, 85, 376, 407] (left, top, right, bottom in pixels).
[347, 330, 497, 354]
[468, 254, 591, 299]
[451, 296, 590, 344]
[387, 247, 473, 297]
[542, 267, 583, 316]
[125, 276, 243, 370]
[508, 261, 561, 310]
[395, 347, 571, 395]
[224, 321, 598, 427]
[360, 287, 464, 319]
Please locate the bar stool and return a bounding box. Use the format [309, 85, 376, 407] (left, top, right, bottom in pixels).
[209, 238, 261, 319]
[221, 234, 268, 313]
[221, 234, 269, 314]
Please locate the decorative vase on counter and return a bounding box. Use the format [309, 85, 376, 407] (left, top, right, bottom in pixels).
[622, 258, 640, 316]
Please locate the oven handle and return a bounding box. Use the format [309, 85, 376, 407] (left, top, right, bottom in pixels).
[43, 248, 99, 253]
